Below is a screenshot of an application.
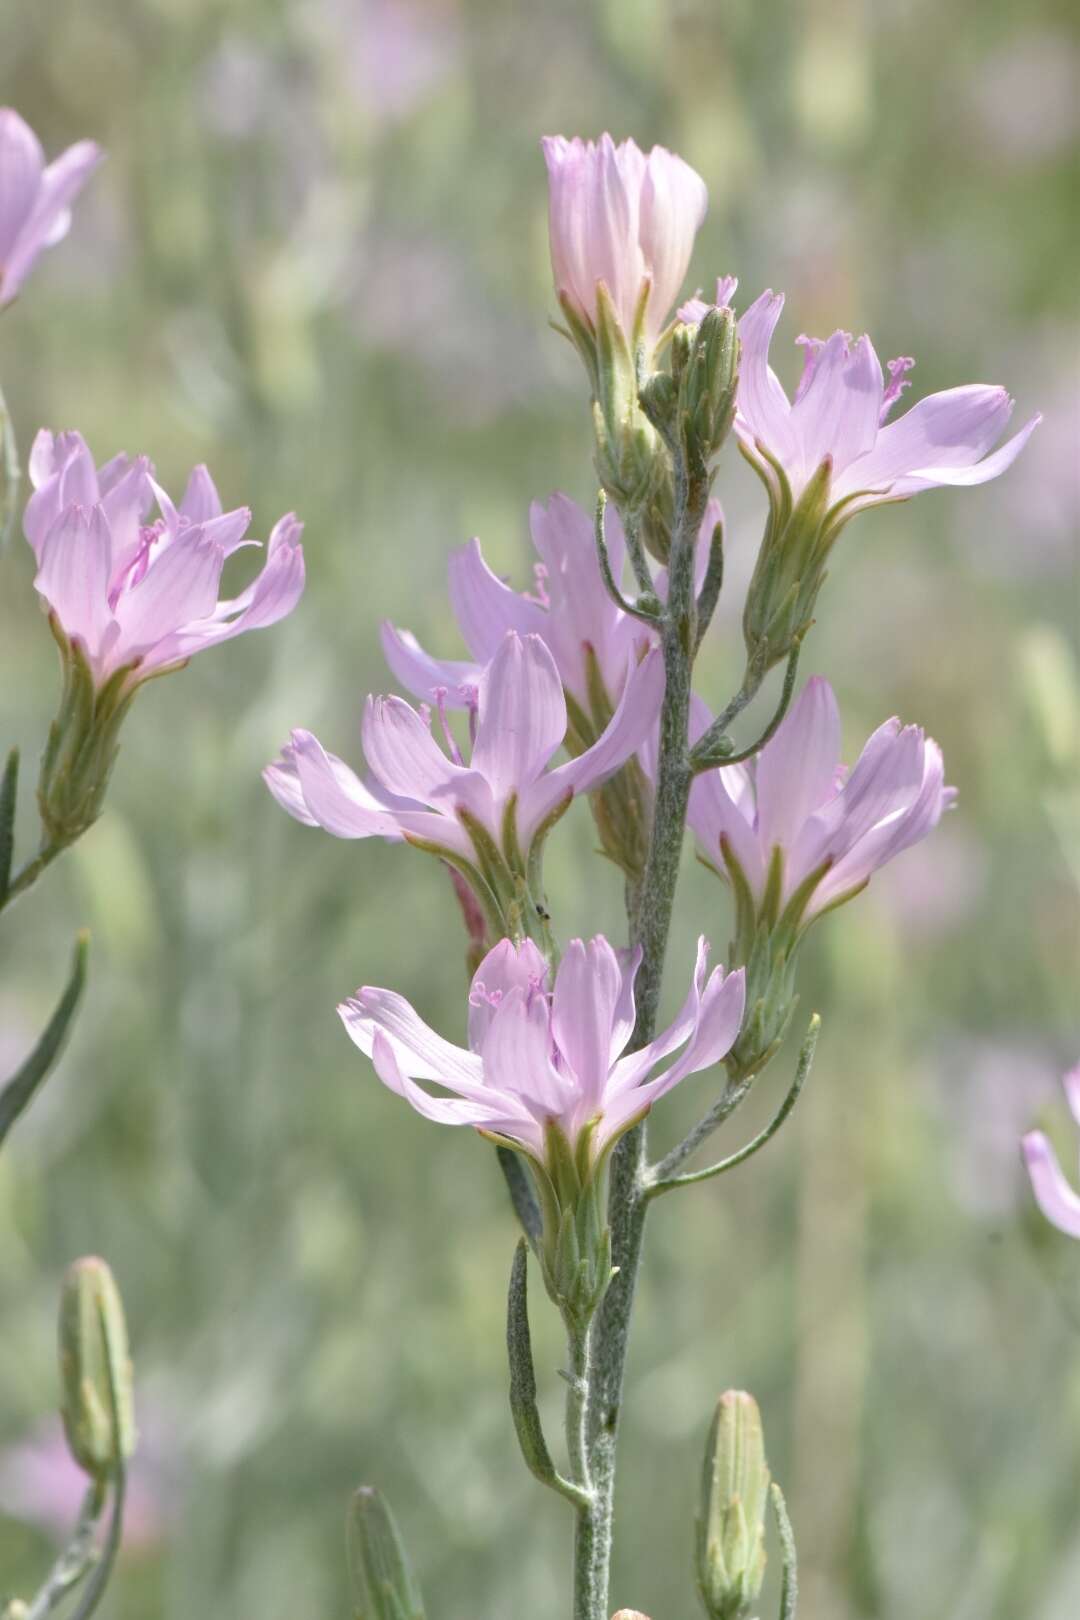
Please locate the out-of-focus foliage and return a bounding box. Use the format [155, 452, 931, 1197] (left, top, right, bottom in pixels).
[1, 2, 1077, 1616]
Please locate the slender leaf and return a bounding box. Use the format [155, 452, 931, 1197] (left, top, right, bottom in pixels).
[0, 747, 17, 905]
[0, 931, 90, 1149]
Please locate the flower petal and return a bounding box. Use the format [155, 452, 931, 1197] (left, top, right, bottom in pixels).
[447, 538, 545, 662]
[34, 504, 115, 664]
[1022, 1131, 1080, 1240]
[342, 987, 483, 1087]
[755, 677, 842, 853]
[379, 621, 481, 707]
[470, 632, 567, 802]
[551, 937, 625, 1111]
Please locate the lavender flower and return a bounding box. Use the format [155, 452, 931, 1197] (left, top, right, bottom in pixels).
[25, 430, 305, 688]
[381, 491, 720, 725]
[689, 676, 954, 932]
[340, 933, 745, 1162]
[541, 134, 707, 349]
[0, 108, 102, 307]
[736, 289, 1040, 510]
[1022, 1067, 1080, 1238]
[265, 630, 662, 929]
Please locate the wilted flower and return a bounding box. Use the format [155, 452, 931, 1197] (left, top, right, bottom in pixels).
[0, 108, 102, 306]
[691, 676, 953, 931]
[266, 631, 662, 936]
[734, 289, 1041, 667]
[1022, 1067, 1080, 1238]
[340, 932, 744, 1160]
[541, 133, 707, 349]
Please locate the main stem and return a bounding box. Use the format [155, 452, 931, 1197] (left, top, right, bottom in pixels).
[567, 1321, 604, 1620]
[579, 448, 707, 1613]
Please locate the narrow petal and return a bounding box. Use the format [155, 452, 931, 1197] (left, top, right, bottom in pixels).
[638, 145, 708, 336]
[447, 538, 545, 662]
[1063, 1066, 1080, 1130]
[282, 728, 407, 840]
[0, 109, 44, 262]
[362, 693, 470, 804]
[551, 938, 624, 1110]
[343, 987, 483, 1087]
[2, 139, 103, 299]
[735, 291, 799, 466]
[894, 412, 1042, 491]
[791, 332, 884, 479]
[179, 464, 223, 524]
[834, 385, 1015, 497]
[481, 987, 570, 1118]
[379, 621, 480, 708]
[357, 1029, 493, 1128]
[470, 632, 567, 802]
[34, 505, 115, 663]
[1022, 1131, 1080, 1240]
[755, 677, 842, 853]
[642, 966, 746, 1093]
[112, 531, 225, 658]
[522, 646, 663, 843]
[607, 937, 710, 1094]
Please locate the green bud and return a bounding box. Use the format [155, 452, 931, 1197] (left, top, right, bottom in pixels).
[346, 1487, 426, 1620]
[681, 306, 739, 468]
[58, 1257, 136, 1481]
[529, 1121, 616, 1332]
[696, 1391, 770, 1620]
[741, 453, 843, 673]
[37, 625, 139, 851]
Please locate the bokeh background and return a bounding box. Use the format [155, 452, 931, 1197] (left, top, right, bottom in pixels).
[1, 1, 1078, 1616]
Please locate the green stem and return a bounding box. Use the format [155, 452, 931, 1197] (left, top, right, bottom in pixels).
[1, 839, 63, 914]
[583, 441, 710, 1610]
[567, 1322, 604, 1620]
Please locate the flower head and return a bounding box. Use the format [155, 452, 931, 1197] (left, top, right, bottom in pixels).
[266, 630, 662, 930]
[0, 108, 103, 306]
[340, 932, 745, 1163]
[1022, 1067, 1080, 1239]
[25, 430, 305, 688]
[736, 289, 1040, 512]
[689, 676, 954, 934]
[381, 491, 720, 724]
[541, 133, 707, 348]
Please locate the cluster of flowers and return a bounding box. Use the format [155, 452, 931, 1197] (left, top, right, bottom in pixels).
[262, 132, 1038, 1194]
[4, 109, 1067, 1245]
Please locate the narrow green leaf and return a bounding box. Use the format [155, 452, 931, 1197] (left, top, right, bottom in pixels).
[507, 1239, 559, 1488]
[0, 931, 90, 1149]
[771, 1482, 799, 1620]
[0, 747, 17, 904]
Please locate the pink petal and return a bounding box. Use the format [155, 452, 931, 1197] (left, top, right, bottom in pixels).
[342, 987, 483, 1087]
[755, 677, 842, 853]
[470, 632, 567, 801]
[361, 1029, 493, 1127]
[467, 938, 549, 1050]
[33, 504, 115, 665]
[791, 332, 884, 480]
[1022, 1131, 1080, 1240]
[179, 465, 223, 524]
[0, 108, 44, 262]
[734, 291, 799, 468]
[638, 144, 708, 336]
[834, 385, 1015, 497]
[380, 621, 480, 707]
[481, 986, 571, 1118]
[362, 693, 470, 803]
[448, 538, 545, 662]
[1, 137, 103, 301]
[551, 937, 625, 1110]
[113, 532, 225, 659]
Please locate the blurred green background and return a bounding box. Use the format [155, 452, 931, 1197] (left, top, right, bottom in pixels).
[1, 1, 1078, 1616]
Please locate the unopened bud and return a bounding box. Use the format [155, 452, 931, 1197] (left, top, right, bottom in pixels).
[58, 1257, 136, 1481]
[696, 1391, 770, 1620]
[347, 1487, 426, 1620]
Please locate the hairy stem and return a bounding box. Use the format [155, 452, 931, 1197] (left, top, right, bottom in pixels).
[567, 1322, 605, 1620]
[583, 443, 710, 1606]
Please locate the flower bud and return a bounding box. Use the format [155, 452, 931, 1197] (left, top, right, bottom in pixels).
[741, 455, 835, 674]
[36, 626, 138, 851]
[612, 1611, 653, 1619]
[696, 1391, 770, 1620]
[58, 1257, 136, 1481]
[532, 1120, 616, 1332]
[346, 1487, 426, 1620]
